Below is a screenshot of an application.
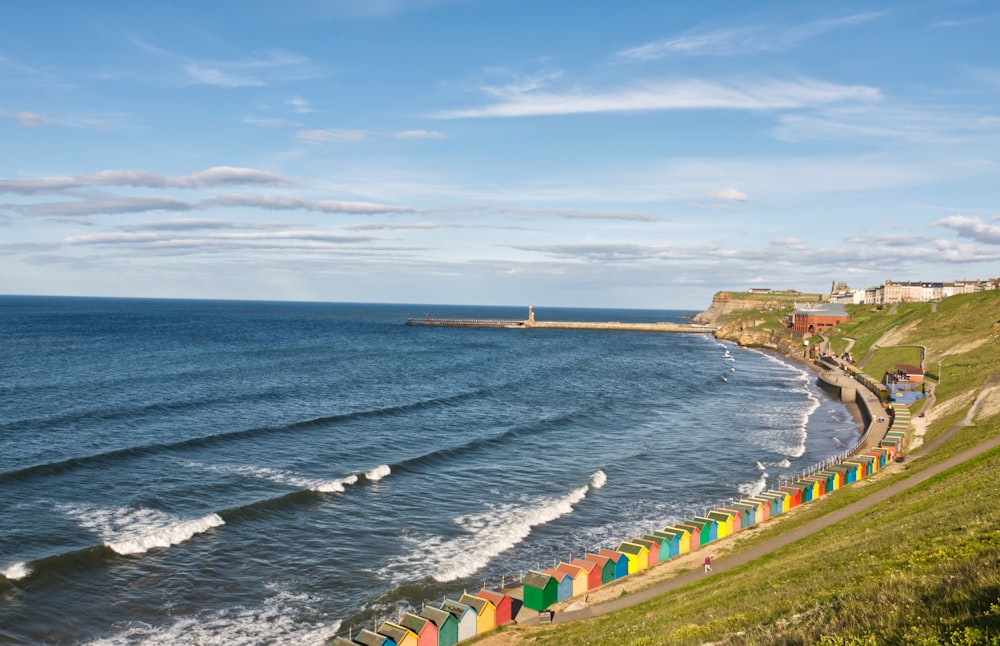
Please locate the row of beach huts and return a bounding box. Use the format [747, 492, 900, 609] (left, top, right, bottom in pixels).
[330, 365, 911, 646]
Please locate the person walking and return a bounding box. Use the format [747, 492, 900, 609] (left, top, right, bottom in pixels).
[704, 555, 712, 573]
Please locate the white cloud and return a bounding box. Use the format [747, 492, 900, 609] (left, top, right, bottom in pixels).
[202, 193, 417, 215]
[395, 129, 445, 139]
[434, 77, 881, 119]
[710, 188, 749, 202]
[296, 128, 370, 143]
[935, 215, 1000, 244]
[288, 95, 313, 113]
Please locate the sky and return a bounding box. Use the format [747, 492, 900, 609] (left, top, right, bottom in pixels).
[1, 0, 999, 309]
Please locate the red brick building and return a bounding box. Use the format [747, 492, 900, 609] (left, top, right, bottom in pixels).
[790, 303, 850, 333]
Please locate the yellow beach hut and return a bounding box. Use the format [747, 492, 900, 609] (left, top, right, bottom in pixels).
[616, 541, 649, 574]
[458, 593, 495, 635]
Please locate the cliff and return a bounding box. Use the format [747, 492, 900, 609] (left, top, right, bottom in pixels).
[695, 291, 808, 358]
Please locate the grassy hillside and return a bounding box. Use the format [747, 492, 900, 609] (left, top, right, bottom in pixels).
[476, 291, 1000, 645]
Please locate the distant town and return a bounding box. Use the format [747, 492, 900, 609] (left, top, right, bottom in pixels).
[748, 278, 1000, 305]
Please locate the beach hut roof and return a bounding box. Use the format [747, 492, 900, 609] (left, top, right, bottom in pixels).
[378, 621, 414, 643]
[617, 542, 644, 556]
[420, 605, 453, 628]
[571, 557, 598, 573]
[353, 629, 390, 646]
[476, 589, 508, 606]
[523, 571, 553, 589]
[399, 613, 430, 635]
[459, 593, 491, 614]
[441, 599, 473, 620]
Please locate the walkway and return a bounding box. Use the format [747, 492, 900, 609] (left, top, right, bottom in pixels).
[513, 376, 1000, 628]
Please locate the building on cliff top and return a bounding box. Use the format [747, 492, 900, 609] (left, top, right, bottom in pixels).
[789, 302, 850, 334]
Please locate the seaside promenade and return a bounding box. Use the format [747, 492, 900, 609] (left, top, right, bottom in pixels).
[480, 374, 1000, 643]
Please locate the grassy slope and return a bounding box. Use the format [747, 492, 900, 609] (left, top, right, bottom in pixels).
[484, 292, 1000, 645]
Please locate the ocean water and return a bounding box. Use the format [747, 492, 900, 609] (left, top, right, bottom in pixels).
[0, 297, 859, 644]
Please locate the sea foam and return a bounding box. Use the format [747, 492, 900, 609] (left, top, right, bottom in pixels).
[85, 589, 341, 646]
[59, 504, 225, 556]
[738, 472, 768, 496]
[384, 470, 605, 583]
[2, 561, 30, 580]
[311, 474, 359, 493]
[364, 464, 391, 481]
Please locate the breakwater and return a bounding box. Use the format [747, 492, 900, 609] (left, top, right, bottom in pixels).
[406, 315, 717, 334]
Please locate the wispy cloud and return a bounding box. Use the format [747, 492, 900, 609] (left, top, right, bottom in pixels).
[433, 77, 880, 119]
[8, 111, 57, 128]
[616, 11, 886, 60]
[287, 95, 313, 113]
[710, 188, 749, 201]
[296, 128, 371, 143]
[132, 38, 310, 88]
[18, 196, 194, 217]
[0, 167, 293, 195]
[444, 204, 657, 222]
[203, 193, 418, 215]
[395, 129, 445, 139]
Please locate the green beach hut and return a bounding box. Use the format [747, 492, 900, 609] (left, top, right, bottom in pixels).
[522, 571, 557, 611]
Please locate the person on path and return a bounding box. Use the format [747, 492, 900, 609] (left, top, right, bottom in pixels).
[704, 555, 712, 573]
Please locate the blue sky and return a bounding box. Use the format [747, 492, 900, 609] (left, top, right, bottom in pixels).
[2, 0, 998, 309]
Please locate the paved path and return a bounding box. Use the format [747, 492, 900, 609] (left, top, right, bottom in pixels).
[524, 377, 1000, 626]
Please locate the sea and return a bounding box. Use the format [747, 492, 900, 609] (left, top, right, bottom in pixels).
[0, 296, 861, 645]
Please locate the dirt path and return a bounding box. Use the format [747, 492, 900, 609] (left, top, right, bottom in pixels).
[473, 377, 1000, 645]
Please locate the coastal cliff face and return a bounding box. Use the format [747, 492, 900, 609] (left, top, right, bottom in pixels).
[713, 319, 801, 355]
[694, 292, 804, 356]
[691, 292, 789, 325]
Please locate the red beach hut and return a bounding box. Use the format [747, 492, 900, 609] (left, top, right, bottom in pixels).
[476, 589, 513, 626]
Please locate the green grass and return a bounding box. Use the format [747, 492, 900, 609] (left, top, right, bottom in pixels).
[480, 291, 1000, 646]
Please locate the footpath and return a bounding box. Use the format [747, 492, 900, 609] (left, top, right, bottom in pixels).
[512, 375, 1000, 628]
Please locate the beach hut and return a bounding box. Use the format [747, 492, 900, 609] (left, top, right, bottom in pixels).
[675, 522, 704, 548]
[354, 629, 395, 646]
[616, 542, 649, 574]
[650, 532, 680, 559]
[716, 508, 744, 531]
[378, 622, 418, 646]
[638, 533, 667, 563]
[521, 571, 557, 611]
[801, 475, 828, 497]
[630, 538, 659, 567]
[744, 497, 771, 522]
[599, 549, 630, 580]
[420, 606, 459, 646]
[583, 553, 616, 585]
[728, 503, 756, 528]
[793, 480, 818, 503]
[570, 557, 603, 590]
[778, 485, 803, 508]
[660, 527, 692, 554]
[476, 589, 514, 626]
[441, 599, 477, 641]
[554, 563, 588, 599]
[766, 490, 791, 513]
[706, 510, 734, 538]
[866, 449, 888, 469]
[689, 517, 719, 543]
[544, 567, 574, 602]
[459, 593, 495, 635]
[400, 613, 437, 646]
[752, 492, 778, 516]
